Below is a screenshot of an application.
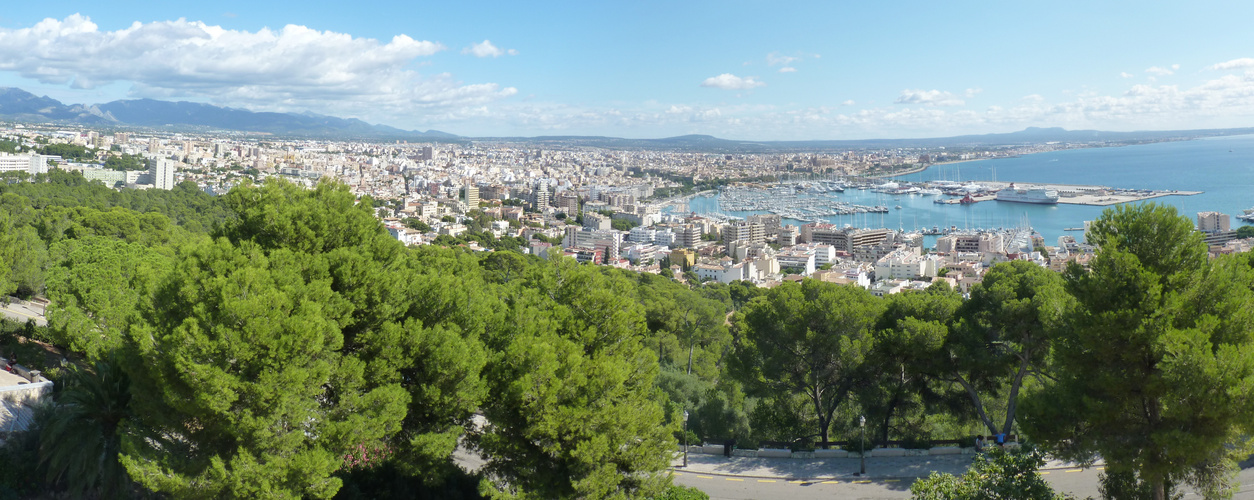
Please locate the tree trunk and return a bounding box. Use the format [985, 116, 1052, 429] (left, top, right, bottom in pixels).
[1002, 353, 1031, 435]
[954, 373, 998, 435]
[812, 385, 829, 444]
[687, 343, 694, 375]
[1152, 478, 1165, 500]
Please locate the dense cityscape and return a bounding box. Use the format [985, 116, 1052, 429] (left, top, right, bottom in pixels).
[4, 3, 1254, 500]
[3, 123, 1250, 296]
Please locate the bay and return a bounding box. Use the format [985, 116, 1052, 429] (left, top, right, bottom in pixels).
[686, 134, 1254, 246]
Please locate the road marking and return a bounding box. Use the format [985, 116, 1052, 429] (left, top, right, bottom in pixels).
[696, 476, 713, 479]
[757, 480, 776, 483]
[821, 480, 840, 484]
[1096, 467, 1105, 471]
[1, 307, 38, 320]
[1040, 471, 1051, 475]
[726, 478, 744, 482]
[1065, 469, 1083, 473]
[852, 480, 871, 484]
[788, 480, 807, 484]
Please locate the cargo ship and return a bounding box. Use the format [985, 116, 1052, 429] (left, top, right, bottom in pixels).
[995, 183, 1059, 204]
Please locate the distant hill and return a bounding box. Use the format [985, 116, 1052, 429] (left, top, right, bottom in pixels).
[474, 126, 1254, 152]
[0, 87, 458, 140]
[1, 86, 1252, 149]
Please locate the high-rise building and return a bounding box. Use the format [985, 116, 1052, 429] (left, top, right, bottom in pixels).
[555, 192, 580, 215]
[464, 185, 480, 209]
[724, 221, 767, 245]
[531, 186, 550, 211]
[800, 223, 891, 253]
[1197, 212, 1230, 232]
[421, 146, 434, 161]
[149, 158, 177, 190]
[747, 214, 782, 238]
[674, 224, 701, 248]
[148, 138, 160, 153]
[183, 141, 193, 156]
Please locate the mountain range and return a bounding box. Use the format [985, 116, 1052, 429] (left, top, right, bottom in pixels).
[0, 87, 455, 140]
[2, 87, 1252, 150]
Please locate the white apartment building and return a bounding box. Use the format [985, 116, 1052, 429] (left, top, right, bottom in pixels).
[0, 154, 50, 175]
[776, 247, 817, 276]
[876, 247, 938, 281]
[149, 158, 177, 190]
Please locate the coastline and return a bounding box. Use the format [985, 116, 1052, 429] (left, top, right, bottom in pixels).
[874, 136, 1220, 180]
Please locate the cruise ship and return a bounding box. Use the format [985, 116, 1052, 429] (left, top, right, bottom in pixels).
[995, 183, 1059, 204]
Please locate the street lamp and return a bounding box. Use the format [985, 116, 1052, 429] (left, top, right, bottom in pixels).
[859, 415, 866, 475]
[682, 410, 690, 467]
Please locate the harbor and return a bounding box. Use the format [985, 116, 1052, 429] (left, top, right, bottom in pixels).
[929, 181, 1203, 206]
[678, 176, 1214, 244]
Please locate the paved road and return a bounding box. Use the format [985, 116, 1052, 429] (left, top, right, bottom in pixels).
[0, 301, 46, 327]
[674, 462, 1254, 499]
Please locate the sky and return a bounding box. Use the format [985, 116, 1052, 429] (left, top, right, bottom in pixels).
[1, 1, 1254, 140]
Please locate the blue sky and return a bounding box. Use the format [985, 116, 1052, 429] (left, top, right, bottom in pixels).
[1, 1, 1253, 140]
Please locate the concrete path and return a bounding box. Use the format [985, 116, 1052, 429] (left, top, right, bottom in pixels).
[669, 450, 1096, 480]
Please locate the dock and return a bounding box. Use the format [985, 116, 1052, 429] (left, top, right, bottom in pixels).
[936, 181, 1201, 207]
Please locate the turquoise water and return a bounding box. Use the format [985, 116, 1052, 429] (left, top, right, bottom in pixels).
[686, 134, 1254, 245]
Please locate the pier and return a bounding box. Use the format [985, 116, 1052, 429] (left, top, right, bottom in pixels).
[935, 181, 1201, 206]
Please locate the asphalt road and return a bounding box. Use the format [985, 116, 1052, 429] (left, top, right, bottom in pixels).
[674, 466, 1254, 499]
[0, 301, 46, 327]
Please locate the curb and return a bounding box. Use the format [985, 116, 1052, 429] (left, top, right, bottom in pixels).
[669, 467, 921, 482]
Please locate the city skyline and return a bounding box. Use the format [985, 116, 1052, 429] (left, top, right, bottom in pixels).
[2, 1, 1253, 140]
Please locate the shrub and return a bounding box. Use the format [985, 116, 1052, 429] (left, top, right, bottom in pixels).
[910, 444, 1073, 500]
[653, 485, 710, 500]
[900, 434, 932, 450]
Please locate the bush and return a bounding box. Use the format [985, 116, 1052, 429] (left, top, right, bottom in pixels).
[789, 439, 815, 453]
[956, 435, 977, 449]
[900, 434, 932, 450]
[841, 439, 868, 454]
[910, 444, 1072, 500]
[653, 485, 710, 500]
[674, 430, 699, 448]
[1099, 470, 1181, 500]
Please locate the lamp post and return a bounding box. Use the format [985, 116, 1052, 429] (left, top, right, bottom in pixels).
[682, 410, 690, 467]
[859, 415, 866, 475]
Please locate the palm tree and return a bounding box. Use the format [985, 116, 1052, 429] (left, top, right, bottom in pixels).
[40, 359, 133, 499]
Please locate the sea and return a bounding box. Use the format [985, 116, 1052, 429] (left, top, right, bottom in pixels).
[685, 134, 1254, 246]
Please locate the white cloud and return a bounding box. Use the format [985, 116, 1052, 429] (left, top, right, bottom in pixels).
[1120, 72, 1134, 78]
[430, 67, 1254, 138]
[895, 89, 965, 106]
[463, 39, 515, 58]
[778, 67, 797, 73]
[1146, 65, 1176, 76]
[0, 15, 518, 123]
[964, 88, 983, 98]
[700, 73, 765, 90]
[767, 52, 798, 67]
[1211, 58, 1254, 70]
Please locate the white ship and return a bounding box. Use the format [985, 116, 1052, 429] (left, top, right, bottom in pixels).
[995, 183, 1059, 204]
